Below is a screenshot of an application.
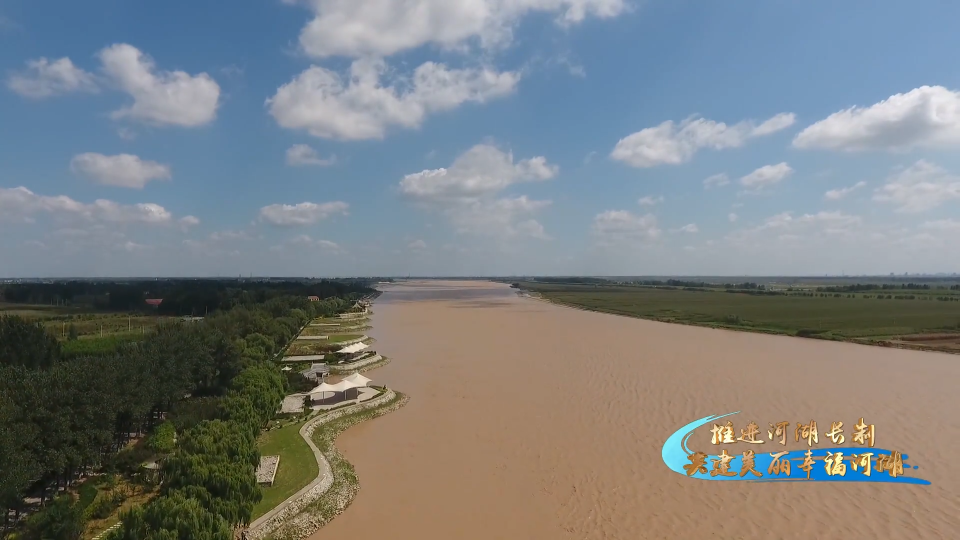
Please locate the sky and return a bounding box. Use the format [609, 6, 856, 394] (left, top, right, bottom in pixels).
[2, 0, 960, 278]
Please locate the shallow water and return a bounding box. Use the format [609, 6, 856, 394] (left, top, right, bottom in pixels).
[310, 280, 960, 540]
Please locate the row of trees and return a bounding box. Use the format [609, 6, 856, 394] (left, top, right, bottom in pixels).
[0, 282, 372, 538]
[0, 279, 372, 316]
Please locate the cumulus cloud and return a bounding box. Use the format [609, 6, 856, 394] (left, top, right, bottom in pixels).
[637, 195, 664, 206]
[278, 234, 341, 251]
[178, 215, 200, 232]
[873, 160, 960, 213]
[99, 44, 220, 127]
[610, 112, 796, 168]
[69, 153, 171, 189]
[740, 162, 793, 191]
[399, 144, 556, 239]
[283, 0, 629, 59]
[267, 58, 518, 141]
[209, 230, 256, 242]
[408, 239, 428, 250]
[0, 186, 174, 225]
[824, 181, 866, 200]
[400, 143, 556, 202]
[727, 211, 862, 246]
[703, 173, 730, 189]
[793, 86, 960, 152]
[7, 57, 98, 98]
[920, 219, 960, 231]
[258, 201, 349, 226]
[592, 210, 660, 245]
[286, 144, 336, 166]
[674, 223, 698, 233]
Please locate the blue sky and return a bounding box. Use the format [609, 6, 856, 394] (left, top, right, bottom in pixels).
[2, 0, 960, 277]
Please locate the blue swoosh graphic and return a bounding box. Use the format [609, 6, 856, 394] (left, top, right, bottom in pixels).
[662, 412, 930, 484]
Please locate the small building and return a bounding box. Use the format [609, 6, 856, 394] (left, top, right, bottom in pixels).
[145, 298, 163, 307]
[307, 296, 320, 302]
[300, 363, 330, 382]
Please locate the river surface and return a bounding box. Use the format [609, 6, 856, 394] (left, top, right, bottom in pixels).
[310, 280, 959, 540]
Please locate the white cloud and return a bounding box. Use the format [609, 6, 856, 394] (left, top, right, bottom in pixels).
[727, 211, 862, 247]
[258, 201, 349, 226]
[674, 223, 698, 233]
[515, 219, 551, 240]
[400, 143, 556, 202]
[592, 210, 661, 245]
[209, 230, 255, 241]
[583, 150, 597, 164]
[793, 86, 960, 152]
[178, 215, 200, 232]
[7, 57, 98, 98]
[285, 0, 629, 59]
[703, 173, 730, 189]
[610, 112, 796, 168]
[399, 144, 556, 240]
[740, 162, 793, 191]
[69, 153, 171, 189]
[824, 181, 866, 200]
[728, 213, 738, 222]
[24, 240, 48, 250]
[99, 44, 220, 127]
[448, 196, 552, 238]
[267, 58, 519, 141]
[920, 219, 960, 231]
[408, 239, 428, 250]
[637, 195, 664, 206]
[0, 186, 174, 225]
[873, 160, 960, 213]
[117, 128, 137, 141]
[281, 234, 341, 251]
[286, 144, 336, 166]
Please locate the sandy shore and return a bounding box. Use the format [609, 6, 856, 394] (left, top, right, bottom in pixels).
[309, 280, 959, 540]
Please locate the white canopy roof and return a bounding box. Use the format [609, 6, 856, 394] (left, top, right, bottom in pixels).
[309, 382, 339, 396]
[328, 380, 359, 392]
[342, 373, 371, 387]
[337, 341, 369, 354]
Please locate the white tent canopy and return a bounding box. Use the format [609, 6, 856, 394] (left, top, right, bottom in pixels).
[342, 373, 371, 387]
[308, 381, 340, 400]
[337, 341, 369, 354]
[328, 380, 359, 393]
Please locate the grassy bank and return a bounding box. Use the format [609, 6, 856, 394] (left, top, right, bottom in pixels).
[521, 282, 960, 352]
[252, 419, 319, 520]
[267, 391, 408, 540]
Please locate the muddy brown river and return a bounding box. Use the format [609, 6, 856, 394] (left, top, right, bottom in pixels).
[310, 280, 959, 540]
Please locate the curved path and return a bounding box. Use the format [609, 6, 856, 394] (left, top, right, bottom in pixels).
[245, 389, 401, 540]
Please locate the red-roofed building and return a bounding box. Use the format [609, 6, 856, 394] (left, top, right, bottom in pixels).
[145, 298, 163, 306]
[307, 296, 320, 302]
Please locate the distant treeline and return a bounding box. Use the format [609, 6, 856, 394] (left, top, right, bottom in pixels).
[816, 283, 960, 292]
[0, 279, 374, 315]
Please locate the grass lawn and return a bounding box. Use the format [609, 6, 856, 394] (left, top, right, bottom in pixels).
[252, 419, 318, 520]
[524, 283, 960, 342]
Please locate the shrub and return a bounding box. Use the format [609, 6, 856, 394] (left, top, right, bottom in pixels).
[147, 421, 176, 454]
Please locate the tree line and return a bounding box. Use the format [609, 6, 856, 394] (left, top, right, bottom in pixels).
[0, 282, 372, 539]
[0, 279, 373, 316]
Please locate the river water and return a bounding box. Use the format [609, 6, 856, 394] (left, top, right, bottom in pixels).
[310, 280, 959, 540]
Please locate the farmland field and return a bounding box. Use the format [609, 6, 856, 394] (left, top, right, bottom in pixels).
[0, 301, 171, 339]
[520, 282, 960, 352]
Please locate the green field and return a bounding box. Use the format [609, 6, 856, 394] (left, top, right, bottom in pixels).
[523, 283, 960, 347]
[252, 419, 318, 520]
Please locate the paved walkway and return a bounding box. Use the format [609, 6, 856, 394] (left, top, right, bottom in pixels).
[245, 389, 397, 540]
